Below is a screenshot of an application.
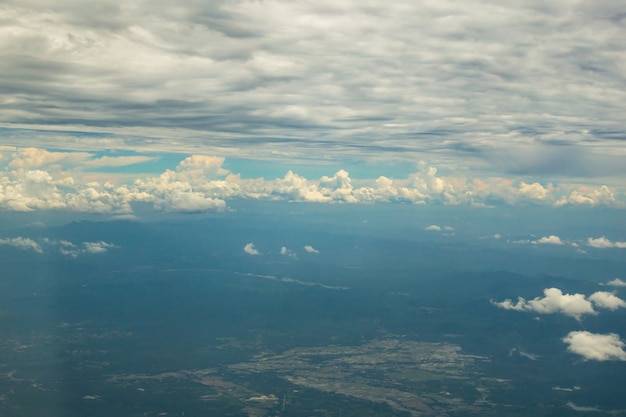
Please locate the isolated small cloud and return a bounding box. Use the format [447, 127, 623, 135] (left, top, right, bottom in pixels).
[533, 235, 563, 245]
[563, 331, 626, 361]
[587, 236, 626, 249]
[589, 291, 626, 311]
[493, 234, 501, 239]
[244, 242, 260, 255]
[0, 237, 43, 253]
[304, 245, 319, 254]
[425, 225, 441, 231]
[54, 239, 115, 257]
[60, 248, 80, 257]
[514, 235, 565, 245]
[492, 288, 596, 320]
[83, 241, 116, 254]
[280, 246, 297, 258]
[57, 239, 79, 257]
[566, 402, 601, 413]
[110, 214, 140, 221]
[443, 226, 454, 232]
[605, 278, 626, 287]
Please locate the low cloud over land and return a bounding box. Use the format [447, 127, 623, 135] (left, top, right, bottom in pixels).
[587, 237, 626, 249]
[563, 331, 626, 361]
[304, 245, 319, 254]
[0, 237, 43, 253]
[243, 243, 260, 256]
[492, 288, 626, 320]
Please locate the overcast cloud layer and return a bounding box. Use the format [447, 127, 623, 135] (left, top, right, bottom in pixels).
[1, 0, 626, 186]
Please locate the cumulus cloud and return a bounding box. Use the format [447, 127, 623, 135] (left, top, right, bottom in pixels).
[587, 236, 626, 249]
[533, 235, 563, 245]
[589, 291, 626, 311]
[304, 245, 319, 254]
[154, 190, 227, 213]
[243, 243, 260, 256]
[0, 237, 43, 253]
[563, 331, 626, 361]
[0, 148, 624, 215]
[493, 288, 626, 320]
[174, 155, 230, 181]
[605, 278, 626, 287]
[425, 225, 441, 231]
[493, 288, 595, 320]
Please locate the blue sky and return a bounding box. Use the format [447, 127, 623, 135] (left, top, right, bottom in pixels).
[0, 0, 625, 214]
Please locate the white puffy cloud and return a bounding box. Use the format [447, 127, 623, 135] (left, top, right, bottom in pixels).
[243, 243, 260, 256]
[424, 224, 454, 233]
[154, 190, 227, 213]
[0, 148, 624, 215]
[0, 168, 133, 213]
[494, 288, 626, 319]
[563, 331, 626, 361]
[514, 235, 566, 245]
[533, 235, 563, 245]
[174, 155, 230, 183]
[605, 278, 626, 287]
[0, 237, 43, 253]
[271, 170, 331, 203]
[556, 186, 619, 208]
[492, 288, 596, 320]
[304, 245, 319, 254]
[523, 289, 596, 320]
[518, 182, 551, 201]
[587, 236, 626, 249]
[589, 291, 626, 311]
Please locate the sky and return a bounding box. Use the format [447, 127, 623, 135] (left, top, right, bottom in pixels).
[0, 0, 625, 216]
